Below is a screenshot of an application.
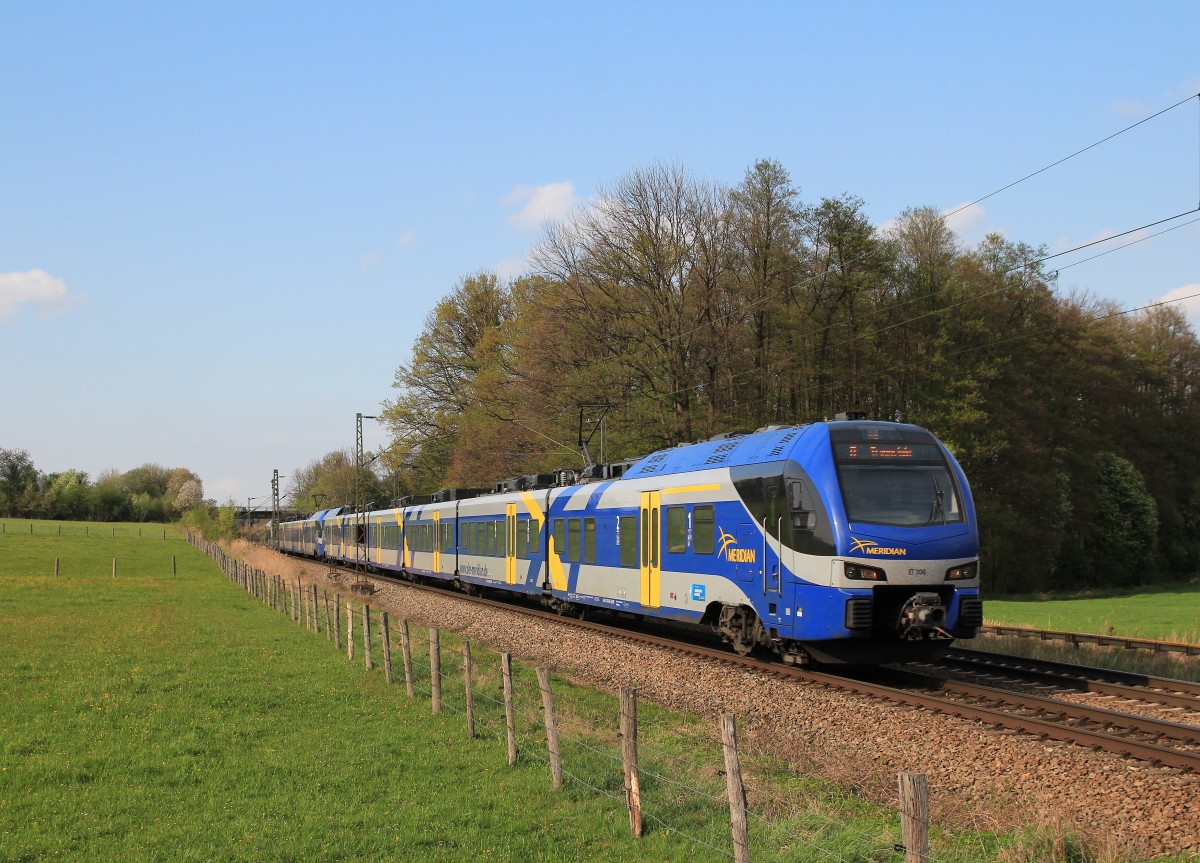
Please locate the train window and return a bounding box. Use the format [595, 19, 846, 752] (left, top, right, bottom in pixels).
[694, 505, 715, 554]
[553, 518, 566, 558]
[498, 519, 507, 559]
[460, 523, 468, 550]
[445, 523, 454, 553]
[517, 519, 529, 559]
[666, 507, 686, 553]
[650, 508, 659, 568]
[583, 518, 596, 564]
[641, 511, 649, 567]
[529, 520, 541, 554]
[567, 518, 581, 562]
[483, 521, 492, 556]
[620, 516, 638, 567]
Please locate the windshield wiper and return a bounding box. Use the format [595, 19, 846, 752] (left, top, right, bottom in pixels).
[926, 476, 946, 526]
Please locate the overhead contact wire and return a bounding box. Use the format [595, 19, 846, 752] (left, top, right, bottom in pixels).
[943, 90, 1200, 223]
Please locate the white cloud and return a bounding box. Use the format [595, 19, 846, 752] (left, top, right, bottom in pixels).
[0, 269, 81, 323]
[940, 201, 987, 234]
[359, 250, 384, 272]
[503, 182, 576, 230]
[1110, 98, 1149, 117]
[1153, 284, 1200, 330]
[398, 229, 416, 249]
[491, 254, 530, 281]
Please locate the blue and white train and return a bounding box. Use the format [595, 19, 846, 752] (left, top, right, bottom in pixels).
[275, 420, 983, 664]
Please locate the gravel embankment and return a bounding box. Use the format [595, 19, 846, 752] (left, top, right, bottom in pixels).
[235, 544, 1200, 856]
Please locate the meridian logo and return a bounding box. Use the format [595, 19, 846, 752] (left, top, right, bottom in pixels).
[718, 527, 756, 563]
[850, 537, 908, 557]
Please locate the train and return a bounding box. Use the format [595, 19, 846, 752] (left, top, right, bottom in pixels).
[274, 418, 983, 664]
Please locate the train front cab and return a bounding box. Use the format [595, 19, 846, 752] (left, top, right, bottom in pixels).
[807, 422, 982, 662]
[708, 422, 981, 664]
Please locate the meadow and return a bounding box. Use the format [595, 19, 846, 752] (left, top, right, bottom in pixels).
[0, 519, 1182, 862]
[983, 583, 1200, 644]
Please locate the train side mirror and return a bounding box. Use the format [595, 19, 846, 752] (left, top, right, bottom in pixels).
[788, 481, 817, 531]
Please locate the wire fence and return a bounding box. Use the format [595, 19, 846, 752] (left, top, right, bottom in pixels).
[1, 519, 184, 541]
[192, 534, 966, 863]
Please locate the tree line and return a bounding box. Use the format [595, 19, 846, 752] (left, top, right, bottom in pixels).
[0, 448, 206, 522]
[335, 159, 1195, 595]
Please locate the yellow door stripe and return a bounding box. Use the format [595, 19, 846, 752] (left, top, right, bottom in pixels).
[662, 483, 721, 496]
[520, 491, 565, 592]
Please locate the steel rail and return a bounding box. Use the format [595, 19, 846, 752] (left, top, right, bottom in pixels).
[869, 667, 1200, 745]
[937, 649, 1200, 711]
[980, 624, 1200, 657]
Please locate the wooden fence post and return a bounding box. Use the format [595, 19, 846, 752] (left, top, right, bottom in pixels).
[346, 599, 354, 660]
[54, 558, 59, 577]
[382, 612, 393, 684]
[721, 713, 750, 863]
[400, 619, 414, 697]
[172, 555, 176, 577]
[112, 558, 116, 578]
[502, 653, 517, 766]
[334, 594, 342, 650]
[537, 667, 563, 789]
[898, 772, 929, 863]
[621, 687, 643, 837]
[462, 641, 474, 738]
[430, 628, 441, 714]
[311, 585, 319, 633]
[324, 590, 332, 641]
[363, 604, 373, 670]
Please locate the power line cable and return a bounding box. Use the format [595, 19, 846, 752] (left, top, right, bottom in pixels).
[942, 91, 1200, 222]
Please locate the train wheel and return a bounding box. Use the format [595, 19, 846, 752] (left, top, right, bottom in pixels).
[718, 605, 765, 656]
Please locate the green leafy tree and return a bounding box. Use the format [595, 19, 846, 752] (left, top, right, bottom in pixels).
[0, 448, 38, 517]
[1088, 452, 1160, 585]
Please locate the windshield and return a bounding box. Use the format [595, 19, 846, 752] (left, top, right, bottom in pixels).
[831, 427, 964, 527]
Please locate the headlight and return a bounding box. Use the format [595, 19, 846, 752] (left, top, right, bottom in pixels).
[845, 562, 886, 581]
[945, 561, 978, 581]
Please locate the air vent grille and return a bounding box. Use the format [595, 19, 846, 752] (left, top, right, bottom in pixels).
[767, 430, 799, 458]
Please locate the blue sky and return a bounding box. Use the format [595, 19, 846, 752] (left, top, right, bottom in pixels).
[2, 1, 1198, 507]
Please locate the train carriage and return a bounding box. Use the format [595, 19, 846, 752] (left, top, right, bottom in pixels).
[275, 419, 982, 665]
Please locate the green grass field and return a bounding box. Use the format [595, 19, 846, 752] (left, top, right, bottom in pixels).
[0, 520, 1176, 862]
[983, 583, 1200, 644]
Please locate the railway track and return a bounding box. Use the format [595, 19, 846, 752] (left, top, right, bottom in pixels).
[930, 648, 1200, 712]
[980, 624, 1200, 656]
[327, 563, 1200, 773]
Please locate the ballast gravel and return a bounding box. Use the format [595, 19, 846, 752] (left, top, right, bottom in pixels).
[237, 544, 1199, 856]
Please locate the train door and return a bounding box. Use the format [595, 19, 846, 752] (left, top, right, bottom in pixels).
[375, 515, 383, 565]
[505, 503, 518, 585]
[401, 515, 410, 569]
[432, 512, 441, 574]
[639, 491, 661, 609]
